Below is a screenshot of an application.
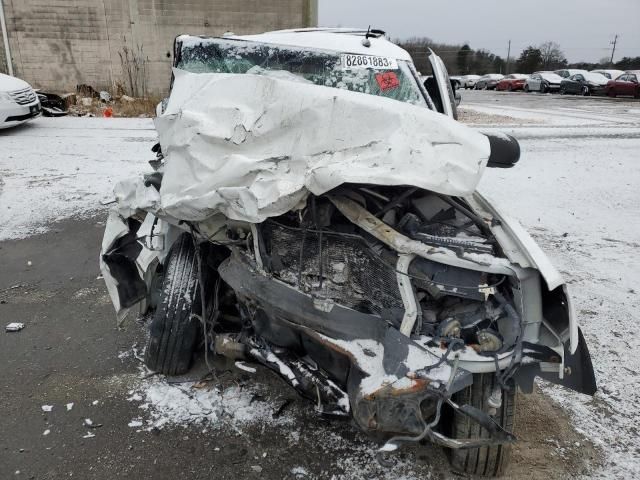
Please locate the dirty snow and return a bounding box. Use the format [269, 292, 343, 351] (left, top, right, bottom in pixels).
[124, 367, 295, 432]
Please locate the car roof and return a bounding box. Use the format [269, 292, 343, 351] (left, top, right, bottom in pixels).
[177, 28, 414, 61]
[625, 70, 640, 75]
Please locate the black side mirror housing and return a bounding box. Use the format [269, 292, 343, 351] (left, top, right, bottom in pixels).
[484, 133, 521, 168]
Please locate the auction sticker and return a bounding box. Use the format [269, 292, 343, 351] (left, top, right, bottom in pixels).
[340, 54, 398, 70]
[375, 72, 400, 91]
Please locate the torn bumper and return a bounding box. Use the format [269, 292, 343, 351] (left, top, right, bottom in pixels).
[219, 252, 472, 435]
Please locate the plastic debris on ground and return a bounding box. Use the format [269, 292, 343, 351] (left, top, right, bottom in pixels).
[6, 323, 25, 332]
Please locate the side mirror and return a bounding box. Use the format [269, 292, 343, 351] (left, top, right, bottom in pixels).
[484, 133, 521, 168]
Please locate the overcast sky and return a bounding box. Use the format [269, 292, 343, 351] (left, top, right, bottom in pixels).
[318, 0, 640, 63]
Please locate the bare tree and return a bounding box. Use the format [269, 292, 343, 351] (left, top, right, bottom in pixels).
[118, 43, 149, 98]
[539, 41, 567, 70]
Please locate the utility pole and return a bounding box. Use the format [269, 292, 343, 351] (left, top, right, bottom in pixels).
[506, 40, 511, 74]
[610, 34, 618, 65]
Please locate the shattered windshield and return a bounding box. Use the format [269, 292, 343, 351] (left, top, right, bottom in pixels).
[175, 38, 427, 107]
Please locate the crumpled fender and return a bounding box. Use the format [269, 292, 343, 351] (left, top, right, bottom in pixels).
[99, 210, 167, 323]
[467, 192, 578, 354]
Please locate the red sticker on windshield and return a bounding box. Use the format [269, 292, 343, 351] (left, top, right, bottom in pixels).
[375, 72, 400, 91]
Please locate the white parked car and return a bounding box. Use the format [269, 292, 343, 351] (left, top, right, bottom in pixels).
[524, 71, 564, 93]
[590, 69, 625, 80]
[0, 73, 41, 129]
[459, 74, 481, 89]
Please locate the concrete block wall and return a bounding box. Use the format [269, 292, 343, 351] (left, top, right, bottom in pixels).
[0, 0, 317, 95]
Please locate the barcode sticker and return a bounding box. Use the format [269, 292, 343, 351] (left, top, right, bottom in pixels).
[341, 54, 398, 70]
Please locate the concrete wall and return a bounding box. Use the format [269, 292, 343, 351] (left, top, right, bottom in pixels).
[0, 0, 317, 95]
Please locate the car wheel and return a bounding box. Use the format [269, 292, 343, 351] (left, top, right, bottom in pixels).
[447, 373, 516, 477]
[524, 85, 529, 93]
[540, 82, 548, 93]
[581, 85, 590, 96]
[635, 89, 640, 99]
[608, 88, 616, 98]
[507, 85, 513, 92]
[144, 232, 202, 375]
[559, 86, 566, 95]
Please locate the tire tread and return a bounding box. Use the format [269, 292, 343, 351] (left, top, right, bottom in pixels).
[449, 373, 516, 477]
[144, 233, 200, 375]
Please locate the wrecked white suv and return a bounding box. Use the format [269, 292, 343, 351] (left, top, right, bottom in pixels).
[100, 28, 596, 477]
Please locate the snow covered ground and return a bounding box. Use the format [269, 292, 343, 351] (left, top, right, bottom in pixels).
[1, 94, 639, 478]
[465, 92, 640, 479]
[0, 117, 155, 240]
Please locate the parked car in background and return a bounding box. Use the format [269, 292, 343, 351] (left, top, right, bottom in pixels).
[591, 69, 625, 80]
[459, 74, 481, 89]
[559, 72, 609, 96]
[604, 71, 640, 98]
[449, 75, 462, 89]
[0, 73, 41, 129]
[474, 73, 504, 90]
[554, 69, 588, 79]
[495, 74, 528, 91]
[524, 72, 563, 93]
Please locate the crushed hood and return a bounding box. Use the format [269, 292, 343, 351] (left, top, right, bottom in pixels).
[153, 69, 490, 223]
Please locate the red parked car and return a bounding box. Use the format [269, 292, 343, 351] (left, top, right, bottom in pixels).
[495, 74, 528, 91]
[605, 71, 640, 98]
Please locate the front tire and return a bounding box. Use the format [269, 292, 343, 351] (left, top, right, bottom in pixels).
[144, 233, 202, 375]
[582, 85, 590, 96]
[524, 85, 530, 93]
[448, 373, 516, 477]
